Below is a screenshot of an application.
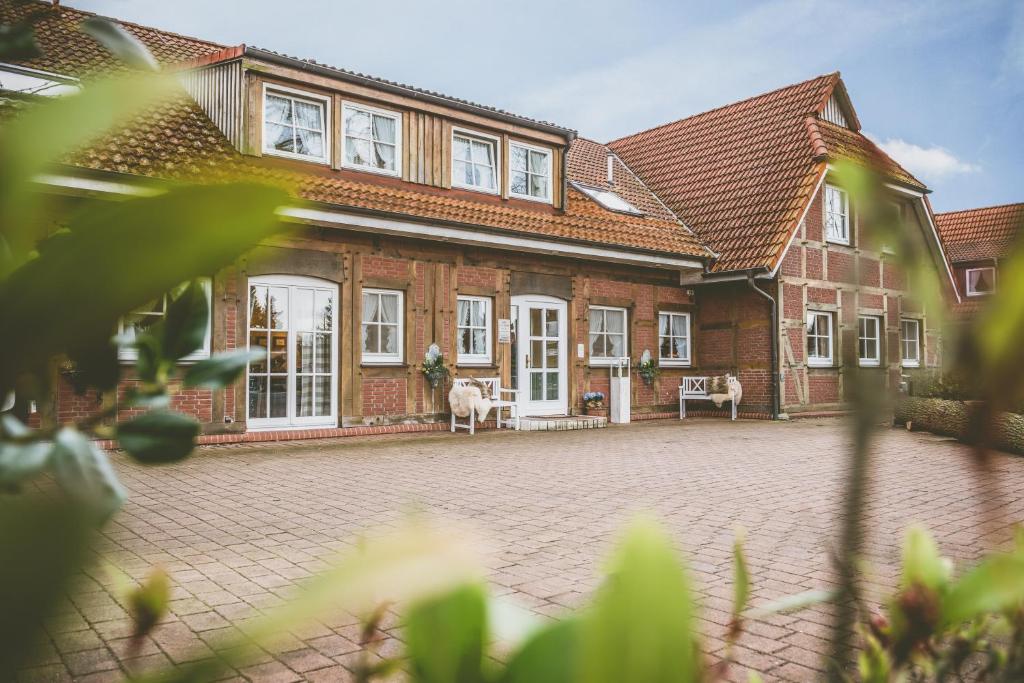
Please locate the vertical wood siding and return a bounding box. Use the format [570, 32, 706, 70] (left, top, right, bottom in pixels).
[181, 60, 245, 150]
[821, 94, 848, 128]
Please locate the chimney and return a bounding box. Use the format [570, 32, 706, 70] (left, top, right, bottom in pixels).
[606, 151, 614, 185]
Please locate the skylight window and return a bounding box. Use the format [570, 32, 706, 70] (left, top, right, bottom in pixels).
[573, 183, 642, 215]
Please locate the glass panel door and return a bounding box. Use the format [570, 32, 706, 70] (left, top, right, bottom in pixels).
[512, 296, 567, 416]
[248, 276, 337, 429]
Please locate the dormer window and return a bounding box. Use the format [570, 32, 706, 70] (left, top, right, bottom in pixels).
[509, 141, 552, 203]
[824, 184, 850, 244]
[262, 85, 330, 163]
[966, 267, 995, 296]
[342, 102, 401, 176]
[452, 130, 498, 194]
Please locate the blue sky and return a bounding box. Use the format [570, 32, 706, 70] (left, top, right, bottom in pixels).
[74, 0, 1021, 212]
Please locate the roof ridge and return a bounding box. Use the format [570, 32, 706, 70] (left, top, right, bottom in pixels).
[607, 71, 840, 146]
[935, 201, 1024, 216]
[35, 0, 226, 50]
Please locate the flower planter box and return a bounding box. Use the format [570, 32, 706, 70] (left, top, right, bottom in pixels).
[584, 405, 608, 417]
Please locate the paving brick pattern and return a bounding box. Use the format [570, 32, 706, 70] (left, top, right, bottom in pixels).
[18, 419, 1024, 682]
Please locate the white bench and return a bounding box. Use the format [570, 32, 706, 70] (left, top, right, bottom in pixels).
[679, 376, 737, 421]
[450, 377, 520, 434]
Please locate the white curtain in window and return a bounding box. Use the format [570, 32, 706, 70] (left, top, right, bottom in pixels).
[380, 294, 398, 324]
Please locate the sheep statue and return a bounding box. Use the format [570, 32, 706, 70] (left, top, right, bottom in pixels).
[448, 378, 494, 424]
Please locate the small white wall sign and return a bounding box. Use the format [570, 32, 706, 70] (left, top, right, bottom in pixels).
[497, 318, 511, 343]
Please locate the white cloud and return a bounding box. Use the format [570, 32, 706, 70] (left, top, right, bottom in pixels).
[869, 136, 981, 180]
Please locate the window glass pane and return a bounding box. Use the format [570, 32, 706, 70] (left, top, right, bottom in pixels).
[380, 294, 399, 324]
[589, 309, 605, 333]
[458, 329, 470, 355]
[474, 164, 495, 189]
[293, 100, 323, 130]
[315, 333, 331, 373]
[371, 114, 395, 143]
[660, 336, 672, 359]
[269, 287, 288, 329]
[362, 293, 379, 323]
[606, 310, 624, 333]
[545, 340, 558, 364]
[454, 160, 472, 185]
[546, 372, 559, 400]
[510, 171, 528, 195]
[471, 300, 486, 327]
[374, 142, 396, 169]
[453, 136, 471, 162]
[511, 146, 527, 171]
[295, 129, 323, 157]
[315, 376, 331, 417]
[457, 299, 470, 326]
[294, 289, 314, 331]
[472, 329, 486, 355]
[381, 324, 398, 354]
[266, 122, 293, 152]
[296, 376, 313, 417]
[530, 308, 542, 336]
[265, 95, 292, 124]
[248, 331, 268, 372]
[609, 333, 624, 357]
[471, 139, 493, 165]
[315, 290, 333, 331]
[296, 332, 314, 373]
[269, 331, 288, 372]
[589, 333, 605, 357]
[363, 324, 379, 354]
[659, 313, 670, 336]
[269, 377, 288, 418]
[530, 340, 542, 368]
[346, 138, 371, 166]
[531, 372, 542, 401]
[529, 150, 547, 173]
[248, 376, 267, 419]
[675, 337, 688, 360]
[671, 314, 687, 337]
[530, 175, 548, 198]
[345, 108, 371, 137]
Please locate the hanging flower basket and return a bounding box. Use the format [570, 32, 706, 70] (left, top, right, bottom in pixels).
[583, 391, 607, 416]
[637, 350, 659, 385]
[421, 343, 450, 389]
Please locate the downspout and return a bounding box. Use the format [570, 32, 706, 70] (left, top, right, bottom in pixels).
[746, 275, 779, 419]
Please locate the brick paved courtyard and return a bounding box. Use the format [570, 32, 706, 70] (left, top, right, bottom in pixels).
[19, 418, 1024, 682]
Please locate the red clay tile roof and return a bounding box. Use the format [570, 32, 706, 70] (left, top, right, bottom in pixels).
[567, 138, 681, 223]
[0, 0, 224, 77]
[609, 73, 927, 273]
[935, 203, 1024, 263]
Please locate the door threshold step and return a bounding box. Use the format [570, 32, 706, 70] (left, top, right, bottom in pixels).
[518, 415, 607, 431]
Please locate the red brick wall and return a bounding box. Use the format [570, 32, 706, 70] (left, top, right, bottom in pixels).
[362, 378, 407, 417]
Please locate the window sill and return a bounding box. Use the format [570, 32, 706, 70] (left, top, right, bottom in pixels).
[902, 362, 921, 369]
[262, 148, 330, 166]
[965, 292, 992, 298]
[658, 360, 692, 368]
[341, 161, 401, 178]
[451, 181, 500, 196]
[119, 354, 209, 366]
[456, 362, 495, 368]
[825, 238, 851, 247]
[858, 361, 881, 368]
[807, 361, 835, 369]
[361, 361, 406, 368]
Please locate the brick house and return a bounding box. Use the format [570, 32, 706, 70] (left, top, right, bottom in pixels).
[1, 1, 953, 438]
[934, 203, 1023, 316]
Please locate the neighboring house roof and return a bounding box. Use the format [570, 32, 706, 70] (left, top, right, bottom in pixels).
[934, 202, 1023, 263]
[609, 72, 928, 273]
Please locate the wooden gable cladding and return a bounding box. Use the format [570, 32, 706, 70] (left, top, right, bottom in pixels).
[404, 111, 449, 186]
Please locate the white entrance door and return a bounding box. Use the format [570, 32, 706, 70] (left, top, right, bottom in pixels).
[512, 295, 567, 416]
[247, 275, 338, 429]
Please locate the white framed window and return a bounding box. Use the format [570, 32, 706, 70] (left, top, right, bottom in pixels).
[341, 102, 401, 176]
[588, 306, 628, 366]
[247, 276, 338, 429]
[824, 184, 850, 245]
[361, 289, 404, 364]
[965, 267, 995, 297]
[658, 311, 691, 366]
[262, 84, 330, 164]
[119, 279, 212, 362]
[452, 129, 499, 194]
[900, 319, 921, 368]
[858, 315, 881, 367]
[509, 141, 552, 203]
[806, 311, 834, 367]
[456, 296, 492, 365]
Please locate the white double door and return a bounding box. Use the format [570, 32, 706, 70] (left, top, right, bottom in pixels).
[512, 295, 568, 416]
[247, 275, 338, 429]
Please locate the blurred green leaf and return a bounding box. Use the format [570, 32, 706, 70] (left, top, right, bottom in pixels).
[406, 584, 487, 683]
[0, 20, 40, 60]
[732, 528, 750, 624]
[747, 589, 834, 618]
[117, 411, 199, 464]
[160, 281, 208, 361]
[0, 182, 287, 391]
[579, 517, 698, 683]
[942, 552, 1024, 626]
[0, 495, 94, 678]
[51, 427, 125, 520]
[80, 16, 159, 71]
[127, 566, 171, 640]
[500, 618, 580, 683]
[132, 333, 163, 384]
[0, 72, 178, 273]
[0, 440, 51, 488]
[183, 348, 264, 389]
[901, 525, 948, 592]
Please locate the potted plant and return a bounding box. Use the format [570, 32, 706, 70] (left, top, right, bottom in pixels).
[583, 391, 607, 417]
[421, 343, 449, 389]
[637, 349, 659, 385]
